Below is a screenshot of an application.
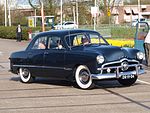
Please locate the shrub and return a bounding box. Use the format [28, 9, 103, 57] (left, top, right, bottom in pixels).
[0, 26, 47, 40]
[111, 26, 136, 39]
[107, 39, 134, 48]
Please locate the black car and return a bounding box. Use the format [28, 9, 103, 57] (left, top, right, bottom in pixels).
[9, 29, 145, 89]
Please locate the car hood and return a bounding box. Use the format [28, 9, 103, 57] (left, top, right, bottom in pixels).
[84, 45, 125, 62]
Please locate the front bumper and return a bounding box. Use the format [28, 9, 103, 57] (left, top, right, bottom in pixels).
[91, 64, 145, 80]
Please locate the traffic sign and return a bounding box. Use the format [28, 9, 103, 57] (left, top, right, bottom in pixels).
[107, 8, 111, 17]
[91, 7, 98, 17]
[28, 17, 34, 27]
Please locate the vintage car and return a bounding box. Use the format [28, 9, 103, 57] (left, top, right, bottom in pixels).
[9, 29, 145, 89]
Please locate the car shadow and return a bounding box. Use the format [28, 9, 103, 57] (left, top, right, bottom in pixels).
[35, 77, 73, 87]
[10, 76, 141, 89]
[10, 76, 73, 87]
[94, 80, 141, 89]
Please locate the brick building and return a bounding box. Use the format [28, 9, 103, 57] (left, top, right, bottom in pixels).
[111, 5, 150, 24]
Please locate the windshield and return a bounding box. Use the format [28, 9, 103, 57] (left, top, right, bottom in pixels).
[65, 32, 108, 48]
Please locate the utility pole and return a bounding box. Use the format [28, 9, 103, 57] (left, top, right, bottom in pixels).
[5, 0, 7, 26]
[41, 2, 45, 31]
[73, 6, 76, 25]
[138, 0, 140, 28]
[76, 0, 78, 28]
[60, 0, 63, 29]
[138, 0, 140, 21]
[94, 0, 96, 31]
[8, 0, 11, 26]
[34, 9, 36, 27]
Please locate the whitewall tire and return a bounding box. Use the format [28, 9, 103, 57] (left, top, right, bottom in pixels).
[19, 68, 34, 83]
[75, 65, 94, 89]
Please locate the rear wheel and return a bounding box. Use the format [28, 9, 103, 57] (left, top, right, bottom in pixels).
[75, 65, 94, 89]
[19, 68, 34, 83]
[118, 75, 137, 86]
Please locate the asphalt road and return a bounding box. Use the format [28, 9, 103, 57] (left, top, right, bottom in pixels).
[0, 39, 150, 113]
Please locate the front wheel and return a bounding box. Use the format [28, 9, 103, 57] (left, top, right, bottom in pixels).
[118, 75, 137, 86]
[19, 68, 34, 83]
[75, 65, 94, 89]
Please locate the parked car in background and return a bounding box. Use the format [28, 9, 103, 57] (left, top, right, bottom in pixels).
[132, 18, 150, 27]
[54, 21, 78, 30]
[9, 29, 145, 89]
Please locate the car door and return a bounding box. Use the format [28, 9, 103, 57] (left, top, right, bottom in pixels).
[27, 36, 47, 77]
[42, 36, 66, 79]
[134, 22, 149, 52]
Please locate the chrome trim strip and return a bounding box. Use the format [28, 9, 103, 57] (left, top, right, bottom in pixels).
[97, 64, 141, 71]
[13, 65, 72, 71]
[100, 58, 140, 74]
[102, 58, 139, 68]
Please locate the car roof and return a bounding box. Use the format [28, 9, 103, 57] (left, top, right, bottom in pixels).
[36, 29, 99, 36]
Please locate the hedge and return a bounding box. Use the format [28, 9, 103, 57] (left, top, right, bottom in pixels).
[0, 26, 44, 40]
[111, 26, 136, 39]
[0, 25, 136, 40]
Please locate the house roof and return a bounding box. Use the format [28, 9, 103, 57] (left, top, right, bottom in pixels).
[132, 7, 139, 14]
[124, 8, 131, 14]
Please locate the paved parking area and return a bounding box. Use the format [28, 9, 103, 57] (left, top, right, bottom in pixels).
[0, 39, 150, 113]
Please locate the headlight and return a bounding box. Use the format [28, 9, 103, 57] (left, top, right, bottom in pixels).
[137, 52, 144, 60]
[96, 55, 104, 64]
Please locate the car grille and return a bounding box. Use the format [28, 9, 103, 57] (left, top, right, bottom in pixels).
[99, 59, 140, 74]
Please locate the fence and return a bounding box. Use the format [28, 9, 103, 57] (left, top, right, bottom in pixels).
[79, 24, 136, 39]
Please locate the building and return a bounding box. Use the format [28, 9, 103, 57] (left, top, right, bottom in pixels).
[111, 4, 150, 24]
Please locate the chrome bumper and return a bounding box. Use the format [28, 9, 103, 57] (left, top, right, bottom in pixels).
[91, 64, 145, 80]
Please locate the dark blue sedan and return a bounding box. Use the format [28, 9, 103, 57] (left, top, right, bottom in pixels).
[9, 29, 145, 89]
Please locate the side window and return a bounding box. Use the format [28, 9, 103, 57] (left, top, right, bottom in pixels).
[48, 36, 64, 49]
[66, 34, 88, 47]
[89, 34, 106, 44]
[32, 36, 47, 49]
[73, 34, 88, 46]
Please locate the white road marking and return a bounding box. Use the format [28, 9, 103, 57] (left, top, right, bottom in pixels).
[137, 79, 150, 85]
[0, 51, 2, 56]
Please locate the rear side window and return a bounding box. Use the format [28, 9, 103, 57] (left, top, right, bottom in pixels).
[47, 36, 64, 49]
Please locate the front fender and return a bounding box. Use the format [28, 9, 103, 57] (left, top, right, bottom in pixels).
[122, 47, 140, 59]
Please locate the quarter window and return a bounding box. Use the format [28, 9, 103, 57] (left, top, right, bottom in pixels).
[32, 36, 47, 49]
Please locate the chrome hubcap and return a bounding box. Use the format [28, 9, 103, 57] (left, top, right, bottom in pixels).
[22, 69, 29, 78]
[79, 71, 90, 84]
